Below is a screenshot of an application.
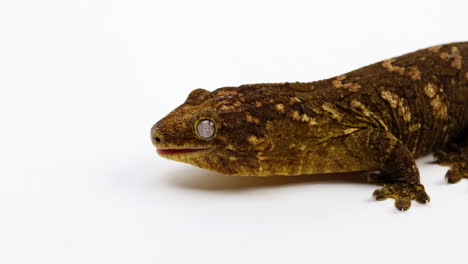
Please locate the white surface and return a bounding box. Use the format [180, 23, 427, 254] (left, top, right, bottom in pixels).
[1, 0, 468, 263]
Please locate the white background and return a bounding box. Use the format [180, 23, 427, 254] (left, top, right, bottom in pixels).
[1, 0, 467, 263]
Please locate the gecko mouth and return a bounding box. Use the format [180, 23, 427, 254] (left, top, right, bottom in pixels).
[157, 148, 211, 155]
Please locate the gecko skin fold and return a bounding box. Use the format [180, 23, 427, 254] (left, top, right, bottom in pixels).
[151, 42, 468, 211]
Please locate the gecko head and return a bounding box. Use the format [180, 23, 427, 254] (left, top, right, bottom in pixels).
[151, 84, 352, 176]
[151, 86, 281, 175]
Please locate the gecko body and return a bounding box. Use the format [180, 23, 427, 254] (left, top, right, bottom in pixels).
[151, 42, 468, 210]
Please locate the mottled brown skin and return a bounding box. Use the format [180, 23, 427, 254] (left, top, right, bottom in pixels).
[151, 42, 468, 211]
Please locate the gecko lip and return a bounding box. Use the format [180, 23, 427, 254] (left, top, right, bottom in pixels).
[156, 148, 211, 155]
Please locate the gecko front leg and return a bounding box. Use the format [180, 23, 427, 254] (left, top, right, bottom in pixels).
[346, 129, 430, 211]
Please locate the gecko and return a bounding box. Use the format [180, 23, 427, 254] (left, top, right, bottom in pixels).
[151, 42, 468, 211]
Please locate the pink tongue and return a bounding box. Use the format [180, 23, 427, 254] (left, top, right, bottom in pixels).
[157, 148, 205, 155]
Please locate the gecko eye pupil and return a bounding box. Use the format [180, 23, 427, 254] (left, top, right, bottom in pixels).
[196, 119, 216, 140]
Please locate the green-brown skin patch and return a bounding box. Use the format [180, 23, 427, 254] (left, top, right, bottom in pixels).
[151, 42, 468, 211]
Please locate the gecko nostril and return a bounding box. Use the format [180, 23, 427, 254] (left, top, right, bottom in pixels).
[155, 136, 161, 143]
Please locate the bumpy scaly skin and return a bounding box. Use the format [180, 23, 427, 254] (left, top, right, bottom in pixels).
[151, 42, 468, 211]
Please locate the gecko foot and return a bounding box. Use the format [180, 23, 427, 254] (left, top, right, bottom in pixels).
[434, 146, 468, 183]
[373, 183, 430, 211]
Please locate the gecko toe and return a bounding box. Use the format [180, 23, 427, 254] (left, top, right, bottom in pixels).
[372, 189, 387, 201]
[395, 199, 411, 211]
[445, 166, 466, 184]
[415, 191, 430, 204]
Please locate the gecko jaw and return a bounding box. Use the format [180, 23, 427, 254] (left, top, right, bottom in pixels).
[156, 147, 211, 155]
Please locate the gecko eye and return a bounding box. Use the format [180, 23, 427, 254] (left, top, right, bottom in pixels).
[195, 118, 217, 140]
